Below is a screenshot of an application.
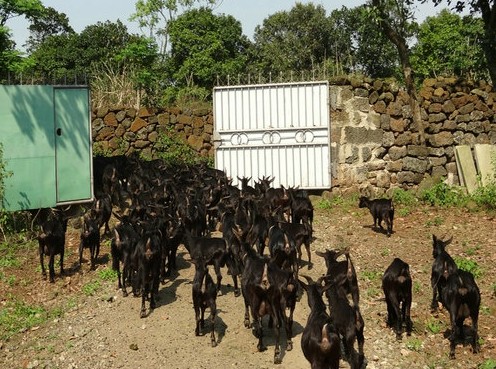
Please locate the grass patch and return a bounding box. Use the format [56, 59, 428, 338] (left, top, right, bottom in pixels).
[420, 180, 468, 207]
[405, 337, 423, 352]
[479, 359, 496, 369]
[0, 300, 50, 340]
[361, 270, 382, 282]
[97, 268, 118, 282]
[425, 317, 445, 334]
[82, 280, 101, 296]
[454, 257, 483, 278]
[425, 216, 444, 227]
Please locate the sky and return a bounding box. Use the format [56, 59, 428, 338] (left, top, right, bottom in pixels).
[7, 0, 447, 51]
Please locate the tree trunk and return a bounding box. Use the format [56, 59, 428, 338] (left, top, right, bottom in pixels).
[479, 1, 496, 90]
[371, 0, 426, 144]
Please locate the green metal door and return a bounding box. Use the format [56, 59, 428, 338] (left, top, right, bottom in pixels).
[54, 87, 92, 204]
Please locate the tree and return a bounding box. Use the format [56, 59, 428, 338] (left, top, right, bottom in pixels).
[167, 7, 249, 93]
[25, 6, 73, 53]
[368, 0, 425, 143]
[251, 3, 332, 76]
[28, 20, 149, 78]
[411, 9, 487, 80]
[425, 0, 496, 87]
[0, 0, 45, 80]
[130, 0, 217, 55]
[332, 5, 400, 78]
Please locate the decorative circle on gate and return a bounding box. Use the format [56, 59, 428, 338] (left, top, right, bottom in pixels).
[262, 131, 281, 144]
[230, 133, 249, 145]
[295, 130, 315, 143]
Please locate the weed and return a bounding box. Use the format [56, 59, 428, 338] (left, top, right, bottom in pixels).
[82, 280, 101, 296]
[478, 358, 496, 369]
[471, 183, 496, 210]
[316, 198, 333, 210]
[405, 337, 423, 352]
[365, 287, 380, 298]
[454, 257, 483, 278]
[380, 248, 390, 257]
[420, 180, 467, 207]
[154, 127, 211, 166]
[397, 207, 410, 217]
[7, 275, 16, 286]
[0, 300, 48, 340]
[391, 188, 417, 206]
[464, 244, 481, 256]
[426, 216, 444, 227]
[98, 268, 118, 282]
[361, 270, 382, 282]
[0, 250, 20, 268]
[426, 318, 444, 334]
[413, 281, 422, 294]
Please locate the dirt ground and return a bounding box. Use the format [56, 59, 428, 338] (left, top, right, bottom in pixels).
[0, 199, 495, 369]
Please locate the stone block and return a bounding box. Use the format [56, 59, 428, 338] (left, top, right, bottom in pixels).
[402, 156, 428, 173]
[388, 146, 407, 161]
[429, 131, 454, 147]
[407, 145, 429, 157]
[130, 117, 147, 132]
[344, 126, 383, 145]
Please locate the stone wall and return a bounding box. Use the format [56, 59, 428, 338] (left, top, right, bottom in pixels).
[330, 77, 496, 195]
[91, 106, 214, 159]
[91, 77, 496, 193]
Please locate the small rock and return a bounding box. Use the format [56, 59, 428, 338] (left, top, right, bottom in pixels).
[129, 343, 138, 351]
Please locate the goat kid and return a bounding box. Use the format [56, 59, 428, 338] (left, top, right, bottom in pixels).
[325, 275, 365, 369]
[299, 275, 340, 369]
[192, 260, 218, 347]
[430, 234, 457, 311]
[382, 258, 413, 339]
[358, 196, 394, 237]
[38, 210, 68, 283]
[79, 213, 101, 270]
[316, 249, 360, 309]
[441, 269, 481, 359]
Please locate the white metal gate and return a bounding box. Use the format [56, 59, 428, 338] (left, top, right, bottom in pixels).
[213, 81, 330, 189]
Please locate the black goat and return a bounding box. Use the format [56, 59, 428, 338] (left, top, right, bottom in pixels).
[430, 234, 457, 311]
[316, 249, 360, 309]
[325, 275, 365, 369]
[299, 275, 340, 369]
[239, 231, 295, 364]
[183, 230, 233, 295]
[441, 269, 481, 359]
[192, 260, 218, 347]
[79, 213, 101, 270]
[277, 220, 313, 269]
[91, 194, 112, 236]
[382, 258, 413, 339]
[37, 210, 68, 283]
[358, 196, 394, 236]
[268, 224, 299, 280]
[111, 214, 139, 297]
[134, 230, 162, 318]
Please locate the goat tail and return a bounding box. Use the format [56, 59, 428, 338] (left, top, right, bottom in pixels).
[320, 323, 332, 351]
[458, 275, 468, 296]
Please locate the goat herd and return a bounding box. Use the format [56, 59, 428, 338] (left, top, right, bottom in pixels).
[34, 155, 482, 369]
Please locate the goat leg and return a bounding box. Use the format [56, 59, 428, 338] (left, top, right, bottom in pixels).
[210, 301, 217, 347]
[48, 254, 56, 283]
[194, 306, 201, 336]
[39, 250, 47, 279]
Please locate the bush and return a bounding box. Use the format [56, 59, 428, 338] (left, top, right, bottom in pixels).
[391, 188, 417, 206]
[471, 183, 496, 209]
[153, 127, 211, 166]
[420, 180, 467, 207]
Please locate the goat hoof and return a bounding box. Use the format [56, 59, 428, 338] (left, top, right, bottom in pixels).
[307, 263, 313, 270]
[140, 311, 147, 318]
[211, 340, 217, 348]
[273, 356, 282, 364]
[257, 345, 267, 352]
[287, 341, 293, 351]
[234, 290, 240, 297]
[244, 320, 250, 328]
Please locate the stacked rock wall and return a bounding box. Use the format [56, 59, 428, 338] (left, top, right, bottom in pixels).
[330, 77, 496, 195]
[91, 106, 214, 159]
[91, 77, 496, 194]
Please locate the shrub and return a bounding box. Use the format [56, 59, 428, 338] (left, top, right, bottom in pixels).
[454, 256, 483, 278]
[391, 188, 417, 206]
[153, 127, 211, 166]
[420, 179, 467, 207]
